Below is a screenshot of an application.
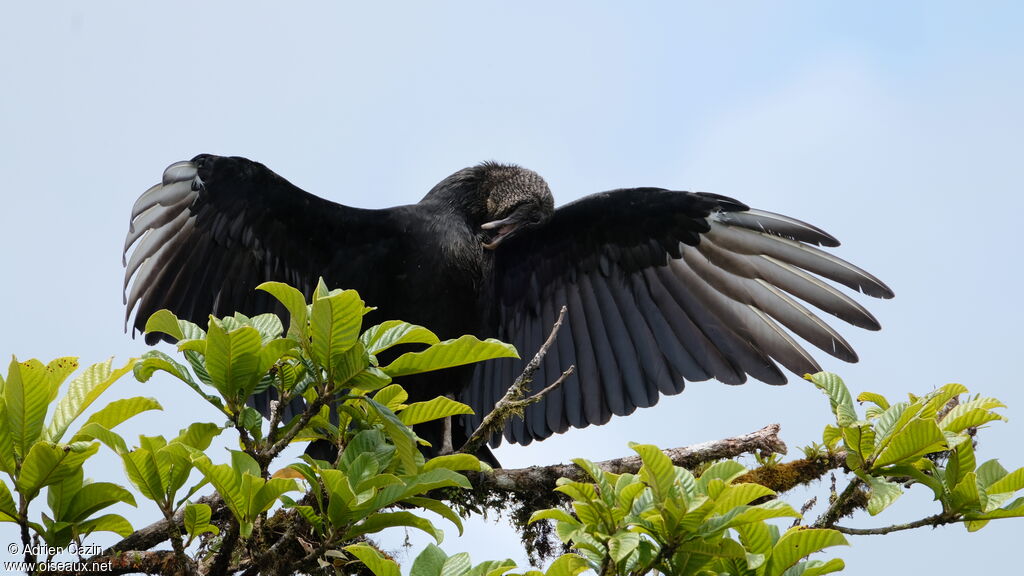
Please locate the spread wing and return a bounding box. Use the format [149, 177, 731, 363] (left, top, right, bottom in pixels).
[123, 155, 402, 417]
[123, 154, 396, 342]
[464, 188, 893, 446]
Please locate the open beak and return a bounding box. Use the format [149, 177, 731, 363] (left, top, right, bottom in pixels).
[481, 215, 518, 250]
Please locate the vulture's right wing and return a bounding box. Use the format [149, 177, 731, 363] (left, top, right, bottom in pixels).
[123, 154, 393, 343]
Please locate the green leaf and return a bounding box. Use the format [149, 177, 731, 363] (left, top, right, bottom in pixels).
[441, 552, 472, 576]
[77, 513, 134, 538]
[5, 357, 51, 459]
[404, 496, 466, 535]
[205, 320, 263, 404]
[946, 437, 976, 489]
[424, 453, 481, 473]
[144, 309, 186, 340]
[987, 467, 1024, 495]
[919, 383, 970, 420]
[798, 558, 846, 576]
[41, 357, 79, 403]
[766, 528, 848, 576]
[184, 502, 219, 539]
[45, 358, 137, 443]
[941, 397, 1007, 433]
[949, 472, 981, 512]
[976, 459, 1009, 490]
[873, 420, 947, 468]
[842, 425, 876, 463]
[173, 422, 222, 451]
[17, 442, 99, 500]
[855, 472, 903, 515]
[0, 481, 19, 521]
[711, 483, 777, 514]
[258, 282, 310, 340]
[966, 497, 1024, 522]
[61, 481, 136, 522]
[77, 396, 161, 436]
[631, 443, 676, 502]
[381, 335, 518, 377]
[543, 555, 590, 576]
[400, 396, 475, 426]
[345, 510, 443, 543]
[249, 478, 300, 519]
[805, 372, 858, 426]
[735, 521, 776, 556]
[362, 397, 418, 473]
[362, 320, 440, 355]
[410, 543, 448, 576]
[608, 532, 640, 563]
[374, 385, 409, 412]
[121, 448, 166, 503]
[0, 399, 14, 474]
[720, 499, 802, 529]
[310, 289, 365, 377]
[344, 543, 401, 576]
[74, 422, 129, 454]
[250, 313, 285, 342]
[529, 508, 579, 525]
[856, 391, 889, 411]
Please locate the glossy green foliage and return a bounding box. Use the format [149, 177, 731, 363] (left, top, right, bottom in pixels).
[0, 356, 145, 548]
[529, 446, 846, 576]
[809, 372, 1024, 526]
[129, 281, 517, 567]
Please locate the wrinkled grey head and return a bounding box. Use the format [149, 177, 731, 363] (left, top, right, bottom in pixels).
[425, 162, 555, 249]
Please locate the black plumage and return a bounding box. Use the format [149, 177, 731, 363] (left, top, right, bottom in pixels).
[124, 154, 893, 448]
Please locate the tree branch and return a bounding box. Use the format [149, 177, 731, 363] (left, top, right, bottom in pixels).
[37, 550, 192, 576]
[102, 494, 225, 556]
[832, 513, 959, 535]
[467, 424, 789, 496]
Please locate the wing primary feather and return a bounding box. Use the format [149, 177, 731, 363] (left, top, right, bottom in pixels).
[680, 248, 859, 362]
[124, 191, 195, 260]
[626, 271, 693, 392]
[706, 223, 893, 299]
[123, 210, 193, 286]
[563, 283, 602, 428]
[667, 257, 809, 382]
[130, 178, 195, 220]
[714, 209, 840, 247]
[696, 237, 882, 330]
[575, 273, 620, 424]
[600, 264, 669, 407]
[663, 259, 785, 384]
[579, 272, 634, 417]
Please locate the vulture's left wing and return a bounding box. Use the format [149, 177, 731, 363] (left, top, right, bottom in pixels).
[465, 188, 892, 446]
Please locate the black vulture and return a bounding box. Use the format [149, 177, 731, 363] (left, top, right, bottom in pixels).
[124, 154, 892, 450]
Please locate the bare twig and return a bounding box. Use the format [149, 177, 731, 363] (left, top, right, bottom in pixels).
[461, 306, 570, 454]
[832, 513, 960, 535]
[814, 476, 866, 528]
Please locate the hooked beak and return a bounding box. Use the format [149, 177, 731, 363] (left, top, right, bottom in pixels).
[481, 215, 518, 250]
[481, 203, 542, 250]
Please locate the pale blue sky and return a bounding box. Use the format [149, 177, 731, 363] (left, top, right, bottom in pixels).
[2, 2, 1022, 573]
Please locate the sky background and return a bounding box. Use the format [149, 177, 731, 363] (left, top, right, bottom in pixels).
[2, 1, 1022, 574]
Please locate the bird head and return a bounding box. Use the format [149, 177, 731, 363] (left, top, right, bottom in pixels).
[422, 161, 554, 249]
[475, 162, 554, 250]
